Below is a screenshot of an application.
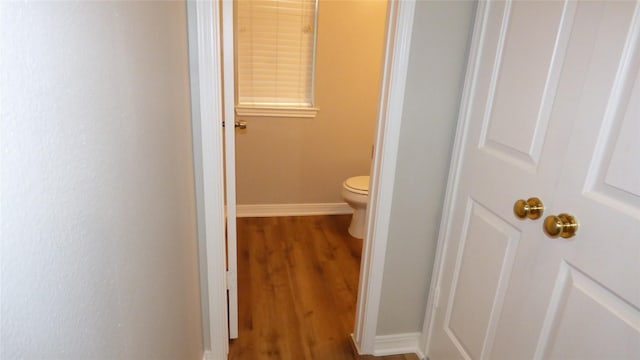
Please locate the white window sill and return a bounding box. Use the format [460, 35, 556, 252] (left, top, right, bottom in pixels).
[235, 105, 319, 119]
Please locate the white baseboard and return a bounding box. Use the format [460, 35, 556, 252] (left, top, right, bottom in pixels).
[236, 202, 353, 218]
[373, 332, 425, 359]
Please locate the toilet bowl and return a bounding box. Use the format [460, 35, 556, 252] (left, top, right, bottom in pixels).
[341, 175, 370, 239]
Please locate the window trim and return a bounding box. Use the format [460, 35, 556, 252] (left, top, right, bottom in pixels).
[235, 105, 319, 118]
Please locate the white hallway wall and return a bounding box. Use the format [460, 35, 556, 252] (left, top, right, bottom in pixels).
[1, 2, 202, 358]
[377, 0, 476, 335]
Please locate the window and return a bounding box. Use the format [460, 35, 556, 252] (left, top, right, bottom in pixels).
[235, 0, 319, 118]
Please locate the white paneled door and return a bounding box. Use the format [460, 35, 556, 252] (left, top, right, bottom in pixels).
[427, 1, 640, 359]
[222, 0, 239, 339]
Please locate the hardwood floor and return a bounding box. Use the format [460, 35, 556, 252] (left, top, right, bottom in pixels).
[228, 215, 418, 360]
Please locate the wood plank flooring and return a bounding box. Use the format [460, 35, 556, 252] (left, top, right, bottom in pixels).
[228, 215, 418, 360]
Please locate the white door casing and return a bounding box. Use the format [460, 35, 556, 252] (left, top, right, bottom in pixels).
[425, 1, 640, 359]
[221, 0, 239, 340]
[353, 0, 417, 354]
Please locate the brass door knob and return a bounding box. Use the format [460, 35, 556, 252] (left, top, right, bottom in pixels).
[544, 213, 579, 238]
[514, 197, 544, 220]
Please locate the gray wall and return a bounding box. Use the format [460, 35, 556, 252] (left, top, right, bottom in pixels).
[377, 0, 476, 335]
[1, 2, 203, 358]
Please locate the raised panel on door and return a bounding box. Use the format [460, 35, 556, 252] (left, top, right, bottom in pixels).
[428, 1, 580, 358]
[479, 0, 575, 171]
[535, 263, 640, 359]
[583, 14, 640, 220]
[443, 199, 521, 359]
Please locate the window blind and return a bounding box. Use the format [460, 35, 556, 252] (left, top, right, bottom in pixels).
[236, 0, 318, 109]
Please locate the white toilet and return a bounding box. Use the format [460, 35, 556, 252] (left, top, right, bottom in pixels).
[341, 175, 370, 239]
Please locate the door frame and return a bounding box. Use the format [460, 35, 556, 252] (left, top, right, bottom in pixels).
[186, 0, 417, 358]
[352, 0, 416, 354]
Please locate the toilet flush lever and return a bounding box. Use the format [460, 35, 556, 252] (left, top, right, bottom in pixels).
[222, 120, 248, 129]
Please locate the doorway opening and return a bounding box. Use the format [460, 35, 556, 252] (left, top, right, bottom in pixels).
[229, 0, 388, 357]
[186, 1, 417, 358]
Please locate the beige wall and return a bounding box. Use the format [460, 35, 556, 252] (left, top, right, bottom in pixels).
[377, 1, 476, 335]
[235, 0, 388, 205]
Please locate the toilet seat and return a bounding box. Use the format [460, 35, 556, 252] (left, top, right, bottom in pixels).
[343, 176, 369, 195]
